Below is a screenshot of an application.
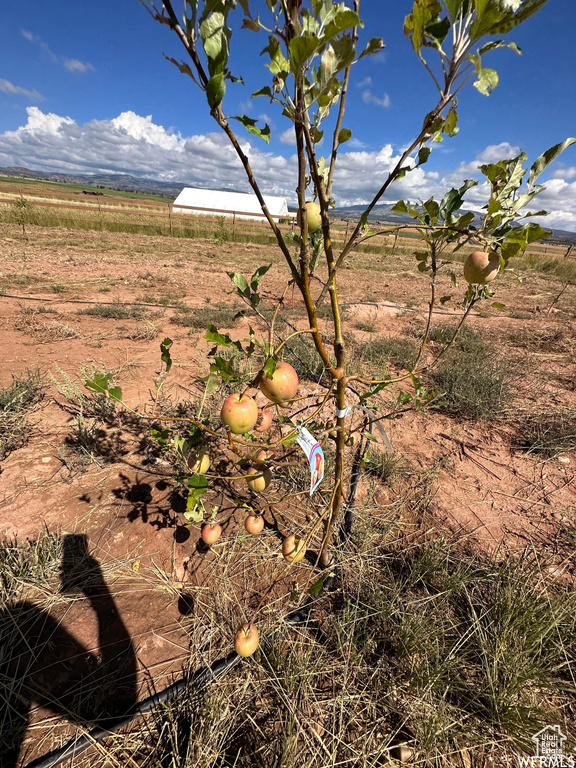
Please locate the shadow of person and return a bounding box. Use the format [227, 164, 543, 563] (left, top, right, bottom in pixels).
[0, 534, 137, 767]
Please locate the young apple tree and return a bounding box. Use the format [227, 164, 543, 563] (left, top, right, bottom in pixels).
[127, 0, 574, 652]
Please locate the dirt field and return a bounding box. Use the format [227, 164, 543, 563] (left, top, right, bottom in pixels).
[1, 220, 575, 765]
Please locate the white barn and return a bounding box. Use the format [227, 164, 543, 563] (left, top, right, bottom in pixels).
[172, 187, 289, 222]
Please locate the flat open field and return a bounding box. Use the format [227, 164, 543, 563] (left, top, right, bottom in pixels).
[1, 210, 576, 766]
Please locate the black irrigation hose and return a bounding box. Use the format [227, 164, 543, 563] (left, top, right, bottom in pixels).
[25, 436, 371, 768]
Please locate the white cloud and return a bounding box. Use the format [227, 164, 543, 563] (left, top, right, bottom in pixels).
[361, 89, 390, 108]
[21, 30, 94, 73]
[552, 166, 576, 180]
[64, 59, 95, 74]
[0, 78, 43, 100]
[279, 128, 295, 145]
[0, 108, 574, 231]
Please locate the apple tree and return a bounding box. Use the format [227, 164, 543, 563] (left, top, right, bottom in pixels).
[110, 0, 576, 654]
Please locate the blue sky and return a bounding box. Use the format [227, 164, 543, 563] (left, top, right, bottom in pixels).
[1, 1, 575, 229]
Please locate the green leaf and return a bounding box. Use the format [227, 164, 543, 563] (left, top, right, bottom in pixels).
[252, 85, 274, 99]
[250, 263, 272, 291]
[473, 65, 499, 96]
[205, 324, 243, 351]
[230, 115, 271, 143]
[108, 386, 123, 401]
[492, 302, 506, 310]
[206, 73, 226, 109]
[263, 357, 277, 379]
[338, 128, 352, 144]
[392, 200, 408, 214]
[417, 146, 431, 165]
[528, 138, 576, 189]
[160, 337, 173, 374]
[308, 572, 332, 597]
[205, 374, 220, 395]
[289, 34, 320, 76]
[359, 37, 385, 59]
[443, 105, 459, 136]
[403, 0, 442, 57]
[440, 295, 452, 304]
[85, 371, 113, 394]
[200, 11, 227, 61]
[227, 271, 251, 299]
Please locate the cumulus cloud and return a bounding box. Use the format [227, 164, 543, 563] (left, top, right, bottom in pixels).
[0, 108, 574, 231]
[21, 29, 94, 73]
[0, 78, 43, 100]
[551, 166, 576, 181]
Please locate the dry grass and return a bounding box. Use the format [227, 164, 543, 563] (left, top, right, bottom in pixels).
[15, 312, 81, 343]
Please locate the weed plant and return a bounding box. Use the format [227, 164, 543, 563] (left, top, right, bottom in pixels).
[429, 326, 515, 420]
[0, 369, 44, 460]
[517, 407, 576, 457]
[78, 304, 146, 320]
[172, 303, 239, 330]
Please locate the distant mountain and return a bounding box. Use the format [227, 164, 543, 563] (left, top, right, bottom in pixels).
[334, 202, 576, 246]
[1, 166, 574, 245]
[0, 166, 184, 198]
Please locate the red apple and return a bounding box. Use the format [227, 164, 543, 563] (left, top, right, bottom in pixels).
[201, 523, 222, 545]
[220, 393, 258, 434]
[234, 623, 259, 657]
[463, 251, 500, 285]
[244, 514, 264, 535]
[254, 409, 273, 433]
[282, 534, 306, 564]
[259, 361, 299, 405]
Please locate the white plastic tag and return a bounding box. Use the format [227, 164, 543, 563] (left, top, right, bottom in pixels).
[297, 427, 324, 496]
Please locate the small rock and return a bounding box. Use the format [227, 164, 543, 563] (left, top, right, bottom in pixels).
[41, 456, 52, 463]
[558, 456, 570, 464]
[392, 745, 414, 763]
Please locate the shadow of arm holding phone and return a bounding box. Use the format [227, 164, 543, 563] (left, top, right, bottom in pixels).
[0, 534, 137, 767]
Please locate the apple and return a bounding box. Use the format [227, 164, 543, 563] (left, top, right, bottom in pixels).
[254, 409, 273, 433]
[259, 361, 299, 405]
[234, 623, 259, 657]
[201, 522, 222, 545]
[297, 201, 322, 234]
[188, 451, 210, 474]
[463, 250, 500, 285]
[282, 534, 306, 564]
[244, 514, 264, 535]
[220, 393, 258, 434]
[246, 465, 272, 492]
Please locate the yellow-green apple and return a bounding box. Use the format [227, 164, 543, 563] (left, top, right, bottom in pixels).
[234, 623, 259, 657]
[282, 534, 306, 564]
[220, 393, 258, 434]
[188, 451, 210, 474]
[246, 465, 272, 492]
[298, 201, 322, 234]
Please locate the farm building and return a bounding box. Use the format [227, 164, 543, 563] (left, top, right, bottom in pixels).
[172, 187, 290, 222]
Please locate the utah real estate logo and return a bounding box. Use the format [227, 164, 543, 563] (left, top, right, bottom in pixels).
[517, 725, 574, 767]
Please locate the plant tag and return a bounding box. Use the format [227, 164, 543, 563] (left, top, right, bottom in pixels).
[297, 427, 324, 496]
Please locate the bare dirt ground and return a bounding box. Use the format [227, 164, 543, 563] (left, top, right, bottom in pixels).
[1, 223, 575, 763]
